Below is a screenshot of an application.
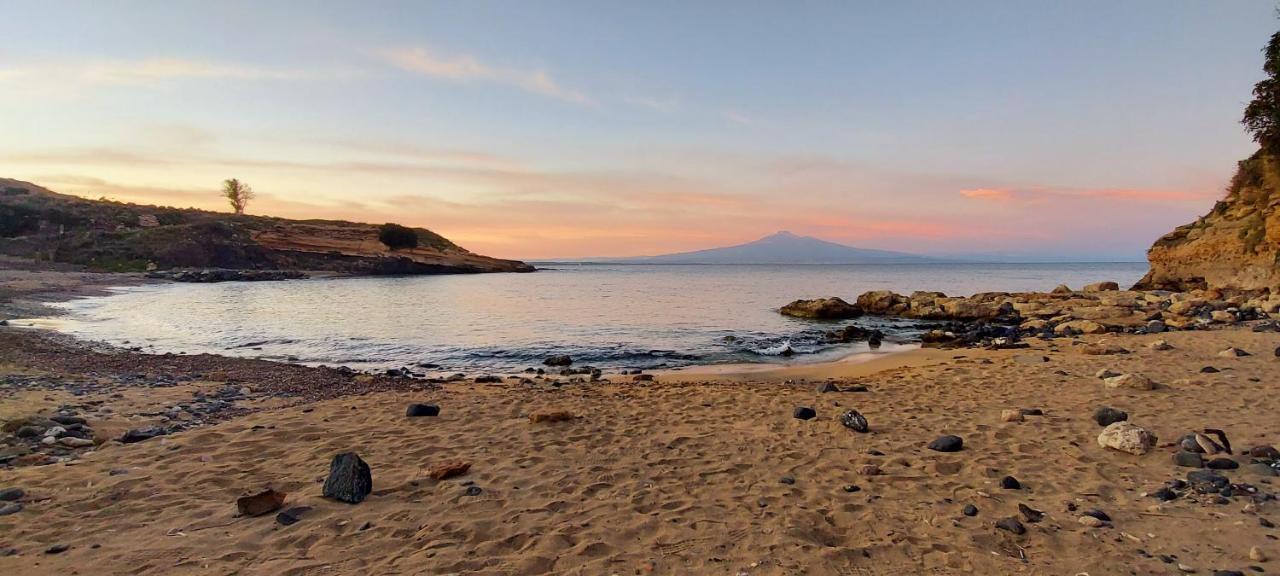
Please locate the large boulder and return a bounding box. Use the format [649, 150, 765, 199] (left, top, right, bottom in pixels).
[1102, 373, 1156, 391]
[855, 291, 911, 315]
[1054, 320, 1108, 335]
[779, 297, 862, 319]
[1082, 281, 1120, 292]
[1097, 422, 1157, 455]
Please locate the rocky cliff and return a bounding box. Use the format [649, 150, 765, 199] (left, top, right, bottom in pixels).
[0, 178, 534, 275]
[1135, 151, 1280, 293]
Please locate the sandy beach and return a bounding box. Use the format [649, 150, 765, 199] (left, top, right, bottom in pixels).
[1, 281, 1278, 575]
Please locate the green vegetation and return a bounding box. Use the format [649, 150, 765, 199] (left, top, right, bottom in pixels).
[1244, 31, 1280, 153]
[221, 178, 255, 214]
[378, 223, 419, 250]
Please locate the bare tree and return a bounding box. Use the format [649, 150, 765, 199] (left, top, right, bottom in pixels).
[221, 178, 255, 214]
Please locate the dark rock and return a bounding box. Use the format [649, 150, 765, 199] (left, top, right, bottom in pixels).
[1082, 509, 1111, 522]
[927, 435, 963, 452]
[843, 484, 861, 493]
[405, 404, 440, 417]
[275, 506, 311, 526]
[45, 544, 69, 554]
[1000, 476, 1021, 490]
[779, 297, 863, 320]
[840, 410, 869, 433]
[1092, 407, 1128, 427]
[1206, 458, 1239, 470]
[793, 407, 816, 420]
[543, 355, 573, 367]
[1200, 366, 1220, 373]
[1261, 517, 1275, 528]
[474, 375, 502, 383]
[963, 504, 978, 516]
[1187, 470, 1230, 493]
[322, 452, 373, 504]
[815, 381, 839, 393]
[1173, 451, 1204, 468]
[1212, 571, 1244, 576]
[0, 487, 23, 502]
[995, 517, 1026, 535]
[1151, 487, 1179, 501]
[120, 426, 165, 444]
[1018, 503, 1044, 523]
[1019, 408, 1044, 416]
[0, 502, 21, 516]
[50, 415, 86, 426]
[1249, 445, 1280, 460]
[464, 486, 483, 496]
[14, 426, 43, 438]
[780, 475, 796, 485]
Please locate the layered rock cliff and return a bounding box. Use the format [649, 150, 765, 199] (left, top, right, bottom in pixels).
[1135, 151, 1280, 293]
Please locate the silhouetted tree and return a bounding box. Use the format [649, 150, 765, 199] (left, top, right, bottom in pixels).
[1243, 31, 1280, 152]
[378, 223, 419, 250]
[221, 178, 255, 214]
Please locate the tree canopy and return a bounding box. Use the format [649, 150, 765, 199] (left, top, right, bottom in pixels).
[1243, 31, 1280, 152]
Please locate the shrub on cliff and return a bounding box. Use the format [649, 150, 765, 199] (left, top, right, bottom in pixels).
[378, 223, 419, 251]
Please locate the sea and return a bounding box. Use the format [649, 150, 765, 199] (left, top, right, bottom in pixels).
[35, 262, 1148, 373]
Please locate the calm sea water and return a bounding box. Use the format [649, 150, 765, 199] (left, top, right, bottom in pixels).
[40, 263, 1147, 372]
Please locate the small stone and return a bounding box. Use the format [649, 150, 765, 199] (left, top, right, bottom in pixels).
[793, 407, 816, 420]
[1187, 470, 1230, 493]
[1000, 410, 1023, 423]
[842, 484, 861, 493]
[1200, 366, 1220, 373]
[962, 504, 978, 516]
[815, 381, 839, 393]
[529, 410, 574, 423]
[1097, 422, 1157, 455]
[275, 506, 311, 526]
[1082, 509, 1111, 522]
[1019, 408, 1044, 416]
[927, 435, 963, 452]
[236, 488, 287, 517]
[1000, 475, 1021, 490]
[1148, 339, 1174, 351]
[1093, 406, 1128, 426]
[464, 486, 483, 496]
[1219, 347, 1250, 358]
[1103, 373, 1156, 390]
[840, 409, 868, 433]
[1095, 368, 1121, 379]
[857, 464, 881, 476]
[1174, 451, 1204, 468]
[322, 452, 373, 504]
[0, 502, 21, 516]
[1206, 457, 1239, 470]
[120, 427, 165, 444]
[1249, 445, 1280, 459]
[543, 355, 573, 367]
[428, 460, 471, 480]
[1152, 487, 1179, 501]
[45, 544, 69, 554]
[995, 517, 1026, 535]
[0, 488, 23, 501]
[405, 404, 440, 417]
[779, 475, 795, 485]
[58, 437, 94, 448]
[1078, 515, 1105, 527]
[1018, 503, 1044, 522]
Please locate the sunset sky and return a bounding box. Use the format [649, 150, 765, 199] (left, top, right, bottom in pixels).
[0, 1, 1275, 260]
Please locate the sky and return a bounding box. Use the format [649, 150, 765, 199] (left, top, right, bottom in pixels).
[0, 1, 1275, 261]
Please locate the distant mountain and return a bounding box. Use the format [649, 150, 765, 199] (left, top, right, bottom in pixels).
[607, 231, 936, 264]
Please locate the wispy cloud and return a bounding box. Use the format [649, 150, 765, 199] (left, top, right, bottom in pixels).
[722, 110, 754, 126]
[376, 46, 593, 106]
[961, 186, 1212, 204]
[624, 95, 679, 112]
[0, 58, 308, 88]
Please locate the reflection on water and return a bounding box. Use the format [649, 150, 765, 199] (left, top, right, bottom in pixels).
[41, 262, 1148, 372]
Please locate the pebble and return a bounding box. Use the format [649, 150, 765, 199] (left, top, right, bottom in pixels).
[840, 409, 868, 433]
[927, 435, 963, 452]
[275, 506, 311, 526]
[995, 517, 1026, 535]
[464, 486, 483, 496]
[815, 382, 839, 393]
[963, 504, 978, 516]
[1078, 515, 1105, 527]
[857, 464, 881, 476]
[842, 484, 861, 493]
[1093, 406, 1129, 427]
[1018, 503, 1044, 522]
[1000, 409, 1023, 423]
[1207, 458, 1239, 470]
[1174, 451, 1205, 468]
[779, 475, 796, 485]
[1082, 509, 1111, 522]
[405, 404, 440, 417]
[0, 487, 23, 501]
[793, 407, 816, 420]
[0, 502, 21, 516]
[1000, 476, 1021, 490]
[322, 452, 373, 504]
[45, 544, 69, 554]
[1250, 546, 1266, 562]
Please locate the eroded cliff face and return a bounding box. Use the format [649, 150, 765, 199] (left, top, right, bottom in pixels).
[1135, 151, 1280, 293]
